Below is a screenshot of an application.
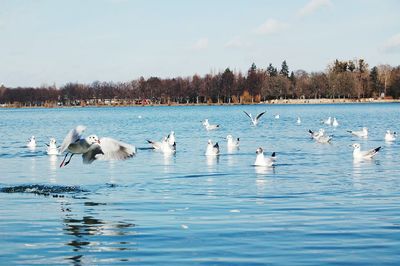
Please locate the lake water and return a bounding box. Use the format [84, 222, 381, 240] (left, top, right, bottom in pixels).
[0, 103, 399, 265]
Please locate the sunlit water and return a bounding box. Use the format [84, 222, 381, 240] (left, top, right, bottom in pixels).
[0, 103, 399, 265]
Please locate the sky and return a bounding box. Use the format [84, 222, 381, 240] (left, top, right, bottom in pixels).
[1, 0, 399, 87]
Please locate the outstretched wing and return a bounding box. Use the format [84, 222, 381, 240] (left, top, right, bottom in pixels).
[59, 125, 86, 153]
[97, 137, 136, 161]
[82, 145, 104, 164]
[243, 111, 252, 119]
[256, 111, 266, 120]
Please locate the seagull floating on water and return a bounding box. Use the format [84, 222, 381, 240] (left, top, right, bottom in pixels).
[274, 114, 280, 119]
[352, 143, 381, 159]
[308, 129, 331, 143]
[226, 135, 240, 149]
[385, 130, 396, 142]
[59, 125, 136, 167]
[27, 136, 36, 149]
[205, 140, 219, 156]
[322, 117, 332, 125]
[46, 138, 60, 155]
[347, 127, 368, 138]
[254, 147, 276, 167]
[308, 129, 325, 139]
[147, 136, 176, 154]
[297, 117, 301, 125]
[332, 117, 339, 127]
[202, 119, 219, 131]
[243, 111, 266, 126]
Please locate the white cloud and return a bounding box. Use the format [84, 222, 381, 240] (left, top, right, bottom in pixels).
[224, 36, 252, 48]
[297, 0, 332, 17]
[253, 19, 288, 35]
[192, 38, 209, 50]
[382, 33, 400, 53]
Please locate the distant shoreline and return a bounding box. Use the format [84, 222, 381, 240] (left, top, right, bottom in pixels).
[1, 98, 399, 109]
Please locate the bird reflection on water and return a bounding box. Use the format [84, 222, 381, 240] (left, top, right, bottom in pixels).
[60, 200, 137, 265]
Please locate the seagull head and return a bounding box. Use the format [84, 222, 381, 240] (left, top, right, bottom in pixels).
[226, 135, 233, 140]
[87, 135, 100, 145]
[256, 147, 264, 154]
[352, 143, 360, 150]
[49, 138, 56, 145]
[362, 127, 368, 132]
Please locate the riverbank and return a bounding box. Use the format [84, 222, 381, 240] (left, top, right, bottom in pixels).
[1, 98, 399, 108]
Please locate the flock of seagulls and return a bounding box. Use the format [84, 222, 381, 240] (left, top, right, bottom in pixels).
[25, 111, 397, 169]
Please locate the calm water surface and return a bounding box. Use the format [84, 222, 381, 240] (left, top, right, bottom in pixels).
[0, 103, 399, 265]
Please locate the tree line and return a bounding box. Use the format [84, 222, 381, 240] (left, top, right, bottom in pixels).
[1, 59, 400, 107]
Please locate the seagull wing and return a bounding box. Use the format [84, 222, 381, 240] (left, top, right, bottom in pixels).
[82, 145, 104, 164]
[147, 140, 162, 149]
[97, 137, 136, 161]
[59, 125, 86, 153]
[363, 147, 381, 158]
[256, 111, 266, 120]
[243, 111, 252, 119]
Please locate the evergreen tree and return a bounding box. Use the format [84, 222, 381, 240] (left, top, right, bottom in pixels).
[267, 63, 278, 77]
[369, 66, 381, 96]
[280, 60, 289, 77]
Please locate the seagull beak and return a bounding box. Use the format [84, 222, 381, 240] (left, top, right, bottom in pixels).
[97, 140, 101, 144]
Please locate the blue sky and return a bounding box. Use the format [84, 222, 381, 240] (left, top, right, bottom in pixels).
[1, 0, 399, 87]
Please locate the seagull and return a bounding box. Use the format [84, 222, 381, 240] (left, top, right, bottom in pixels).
[254, 147, 276, 167]
[27, 136, 36, 149]
[309, 129, 331, 143]
[205, 140, 219, 155]
[147, 137, 176, 154]
[274, 114, 280, 119]
[243, 111, 266, 126]
[348, 127, 368, 138]
[59, 125, 136, 167]
[352, 143, 381, 159]
[297, 117, 301, 125]
[315, 134, 332, 144]
[202, 119, 219, 130]
[226, 135, 240, 148]
[332, 117, 339, 127]
[385, 130, 396, 142]
[46, 138, 60, 155]
[322, 117, 332, 125]
[308, 129, 325, 139]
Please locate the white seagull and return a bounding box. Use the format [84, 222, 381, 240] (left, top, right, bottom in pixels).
[308, 129, 325, 139]
[308, 129, 331, 143]
[348, 127, 368, 138]
[59, 125, 136, 167]
[316, 134, 332, 144]
[332, 117, 339, 127]
[202, 119, 219, 131]
[205, 140, 219, 156]
[274, 114, 280, 119]
[352, 143, 381, 159]
[385, 130, 396, 142]
[226, 135, 240, 149]
[243, 111, 266, 126]
[46, 138, 60, 155]
[147, 136, 176, 154]
[322, 117, 332, 125]
[297, 117, 301, 125]
[27, 136, 36, 149]
[254, 147, 276, 167]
